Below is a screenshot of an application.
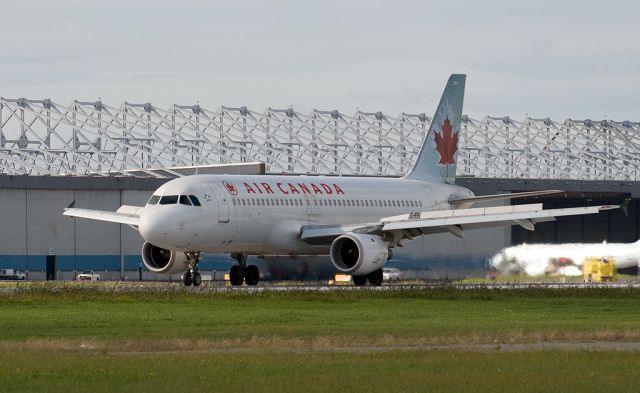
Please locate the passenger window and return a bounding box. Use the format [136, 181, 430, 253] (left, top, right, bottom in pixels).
[179, 195, 192, 206]
[189, 195, 201, 206]
[159, 195, 178, 205]
[148, 195, 160, 205]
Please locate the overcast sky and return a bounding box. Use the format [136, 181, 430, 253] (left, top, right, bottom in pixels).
[1, 0, 639, 120]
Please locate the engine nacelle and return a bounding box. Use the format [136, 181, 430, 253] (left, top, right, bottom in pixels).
[141, 241, 189, 274]
[329, 233, 389, 276]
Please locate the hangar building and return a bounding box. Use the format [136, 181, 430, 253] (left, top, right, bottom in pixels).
[1, 97, 637, 279]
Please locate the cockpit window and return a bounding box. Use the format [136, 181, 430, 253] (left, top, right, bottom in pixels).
[179, 195, 192, 206]
[189, 195, 201, 206]
[148, 195, 160, 205]
[159, 195, 179, 205]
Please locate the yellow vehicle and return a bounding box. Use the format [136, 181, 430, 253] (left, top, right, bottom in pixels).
[583, 257, 616, 282]
[329, 274, 353, 285]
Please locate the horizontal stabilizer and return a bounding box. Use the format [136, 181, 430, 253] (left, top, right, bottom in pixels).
[448, 190, 564, 205]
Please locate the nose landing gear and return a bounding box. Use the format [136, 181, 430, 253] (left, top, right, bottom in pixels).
[229, 253, 260, 286]
[182, 252, 202, 287]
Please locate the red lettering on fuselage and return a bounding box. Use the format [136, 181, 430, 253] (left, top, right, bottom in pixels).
[243, 180, 346, 196]
[276, 183, 289, 194]
[311, 183, 323, 194]
[261, 183, 274, 194]
[244, 182, 256, 194]
[297, 183, 311, 194]
[288, 183, 300, 194]
[321, 183, 333, 194]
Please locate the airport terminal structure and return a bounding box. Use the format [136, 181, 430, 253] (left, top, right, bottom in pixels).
[1, 97, 639, 279]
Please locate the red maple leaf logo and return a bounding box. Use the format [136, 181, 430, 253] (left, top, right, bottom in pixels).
[434, 117, 458, 165]
[223, 181, 237, 195]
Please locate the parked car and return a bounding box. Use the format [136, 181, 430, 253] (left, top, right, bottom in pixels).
[77, 270, 100, 281]
[0, 269, 26, 281]
[382, 267, 402, 282]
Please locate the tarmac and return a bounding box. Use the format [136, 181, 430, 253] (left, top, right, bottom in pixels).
[2, 280, 640, 293]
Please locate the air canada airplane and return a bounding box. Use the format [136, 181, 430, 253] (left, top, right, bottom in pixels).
[64, 74, 618, 286]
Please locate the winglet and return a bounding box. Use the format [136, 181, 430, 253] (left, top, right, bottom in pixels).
[622, 197, 631, 216]
[65, 200, 76, 210]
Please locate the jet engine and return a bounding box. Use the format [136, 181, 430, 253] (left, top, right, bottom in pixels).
[141, 241, 189, 274]
[329, 233, 389, 276]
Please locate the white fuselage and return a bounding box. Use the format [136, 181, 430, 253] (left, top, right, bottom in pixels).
[138, 174, 473, 255]
[490, 241, 640, 276]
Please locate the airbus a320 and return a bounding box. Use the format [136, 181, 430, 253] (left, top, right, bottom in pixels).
[64, 74, 617, 286]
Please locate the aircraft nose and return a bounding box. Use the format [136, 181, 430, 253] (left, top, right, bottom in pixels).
[139, 208, 169, 247]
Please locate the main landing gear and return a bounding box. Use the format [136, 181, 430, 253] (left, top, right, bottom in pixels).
[229, 253, 260, 286]
[352, 268, 383, 287]
[182, 252, 202, 287]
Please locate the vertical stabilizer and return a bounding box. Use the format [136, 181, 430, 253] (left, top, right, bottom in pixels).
[404, 74, 466, 183]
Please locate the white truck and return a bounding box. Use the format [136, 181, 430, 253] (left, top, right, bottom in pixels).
[77, 270, 101, 281]
[0, 269, 26, 281]
[382, 268, 402, 283]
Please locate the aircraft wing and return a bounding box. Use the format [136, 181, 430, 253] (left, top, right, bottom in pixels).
[448, 190, 563, 205]
[300, 203, 618, 244]
[63, 204, 142, 227]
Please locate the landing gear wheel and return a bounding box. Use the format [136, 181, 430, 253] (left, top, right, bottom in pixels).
[229, 265, 244, 286]
[245, 265, 260, 286]
[352, 275, 367, 286]
[192, 272, 202, 287]
[367, 269, 383, 286]
[183, 271, 193, 286]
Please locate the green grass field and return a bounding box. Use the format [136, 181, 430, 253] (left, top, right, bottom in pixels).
[1, 285, 640, 392]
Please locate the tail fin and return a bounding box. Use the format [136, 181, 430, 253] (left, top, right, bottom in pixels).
[404, 74, 466, 183]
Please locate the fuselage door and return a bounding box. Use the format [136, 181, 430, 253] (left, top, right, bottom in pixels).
[209, 183, 230, 223]
[304, 194, 318, 215]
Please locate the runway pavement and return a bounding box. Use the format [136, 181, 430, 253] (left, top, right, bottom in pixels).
[2, 280, 640, 293]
